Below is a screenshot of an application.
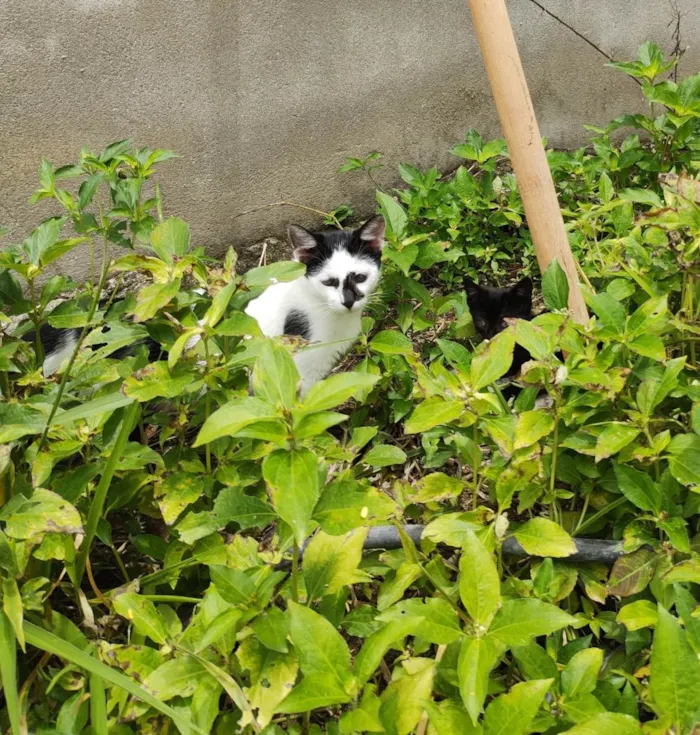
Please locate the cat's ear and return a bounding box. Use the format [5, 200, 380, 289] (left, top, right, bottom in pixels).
[357, 215, 385, 253]
[288, 225, 319, 263]
[508, 277, 533, 308]
[463, 276, 481, 301]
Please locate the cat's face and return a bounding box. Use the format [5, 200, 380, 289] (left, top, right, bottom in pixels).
[288, 216, 385, 313]
[465, 277, 533, 339]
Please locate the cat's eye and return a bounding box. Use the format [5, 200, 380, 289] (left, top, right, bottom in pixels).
[322, 278, 339, 288]
[353, 273, 368, 283]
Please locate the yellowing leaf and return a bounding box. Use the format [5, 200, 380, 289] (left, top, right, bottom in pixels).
[512, 518, 576, 558]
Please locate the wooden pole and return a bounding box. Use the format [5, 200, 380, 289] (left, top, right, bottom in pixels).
[466, 0, 588, 324]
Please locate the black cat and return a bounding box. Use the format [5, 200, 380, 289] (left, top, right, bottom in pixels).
[464, 276, 533, 379]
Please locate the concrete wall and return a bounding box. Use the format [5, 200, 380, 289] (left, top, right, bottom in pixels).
[1, 0, 698, 277]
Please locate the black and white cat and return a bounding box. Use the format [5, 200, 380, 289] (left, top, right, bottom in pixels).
[464, 276, 533, 378]
[245, 216, 385, 395]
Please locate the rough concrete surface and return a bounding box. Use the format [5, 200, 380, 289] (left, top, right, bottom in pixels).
[1, 0, 698, 279]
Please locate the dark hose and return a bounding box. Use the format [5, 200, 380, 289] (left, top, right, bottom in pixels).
[363, 524, 624, 563]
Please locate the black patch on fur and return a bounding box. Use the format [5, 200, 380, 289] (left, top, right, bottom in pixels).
[283, 309, 311, 340]
[291, 222, 383, 277]
[465, 277, 534, 378]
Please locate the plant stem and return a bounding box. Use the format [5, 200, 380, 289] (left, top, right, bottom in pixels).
[575, 496, 627, 535]
[472, 421, 480, 509]
[75, 400, 140, 584]
[550, 403, 560, 520]
[29, 279, 44, 366]
[38, 234, 109, 452]
[291, 541, 300, 604]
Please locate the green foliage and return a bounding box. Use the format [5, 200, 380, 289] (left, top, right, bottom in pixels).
[2, 42, 700, 732]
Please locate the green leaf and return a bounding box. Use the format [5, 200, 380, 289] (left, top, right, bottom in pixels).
[512, 518, 576, 558]
[253, 340, 300, 409]
[370, 330, 414, 356]
[293, 411, 347, 439]
[613, 464, 661, 514]
[209, 566, 256, 606]
[618, 188, 663, 208]
[24, 623, 206, 734]
[514, 410, 555, 449]
[514, 320, 552, 361]
[202, 281, 236, 329]
[362, 444, 407, 468]
[459, 531, 501, 630]
[245, 261, 306, 288]
[301, 372, 380, 413]
[354, 618, 417, 687]
[594, 424, 641, 462]
[112, 592, 169, 645]
[424, 700, 481, 735]
[413, 472, 464, 503]
[194, 397, 281, 446]
[376, 191, 408, 240]
[145, 657, 209, 700]
[649, 606, 700, 732]
[287, 601, 353, 688]
[303, 528, 367, 601]
[276, 674, 351, 713]
[512, 644, 558, 681]
[123, 361, 201, 402]
[2, 578, 24, 651]
[376, 598, 462, 645]
[585, 291, 626, 334]
[471, 329, 515, 391]
[236, 639, 297, 726]
[379, 658, 434, 735]
[155, 472, 203, 525]
[668, 450, 700, 487]
[542, 259, 570, 311]
[150, 217, 190, 263]
[405, 398, 463, 434]
[213, 487, 276, 530]
[459, 635, 504, 725]
[0, 489, 82, 540]
[216, 311, 262, 337]
[561, 713, 641, 734]
[129, 279, 181, 323]
[483, 679, 553, 735]
[628, 334, 666, 361]
[263, 449, 320, 545]
[50, 393, 133, 427]
[488, 599, 576, 646]
[22, 219, 60, 267]
[607, 548, 656, 597]
[561, 648, 604, 698]
[312, 479, 394, 534]
[617, 600, 658, 631]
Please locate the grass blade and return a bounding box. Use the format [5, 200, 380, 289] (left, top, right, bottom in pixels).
[24, 622, 206, 735]
[89, 672, 108, 735]
[0, 610, 21, 735]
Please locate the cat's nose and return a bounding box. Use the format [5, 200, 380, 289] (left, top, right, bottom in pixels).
[342, 299, 354, 310]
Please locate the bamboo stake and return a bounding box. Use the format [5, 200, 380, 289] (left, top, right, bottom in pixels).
[466, 0, 588, 323]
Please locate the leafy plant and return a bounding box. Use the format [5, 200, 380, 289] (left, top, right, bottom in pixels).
[1, 41, 700, 734]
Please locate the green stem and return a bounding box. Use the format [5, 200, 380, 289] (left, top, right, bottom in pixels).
[472, 421, 480, 510]
[37, 236, 109, 452]
[549, 405, 560, 522]
[0, 610, 20, 735]
[575, 496, 627, 535]
[291, 541, 300, 604]
[29, 279, 44, 366]
[75, 400, 140, 584]
[573, 494, 590, 535]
